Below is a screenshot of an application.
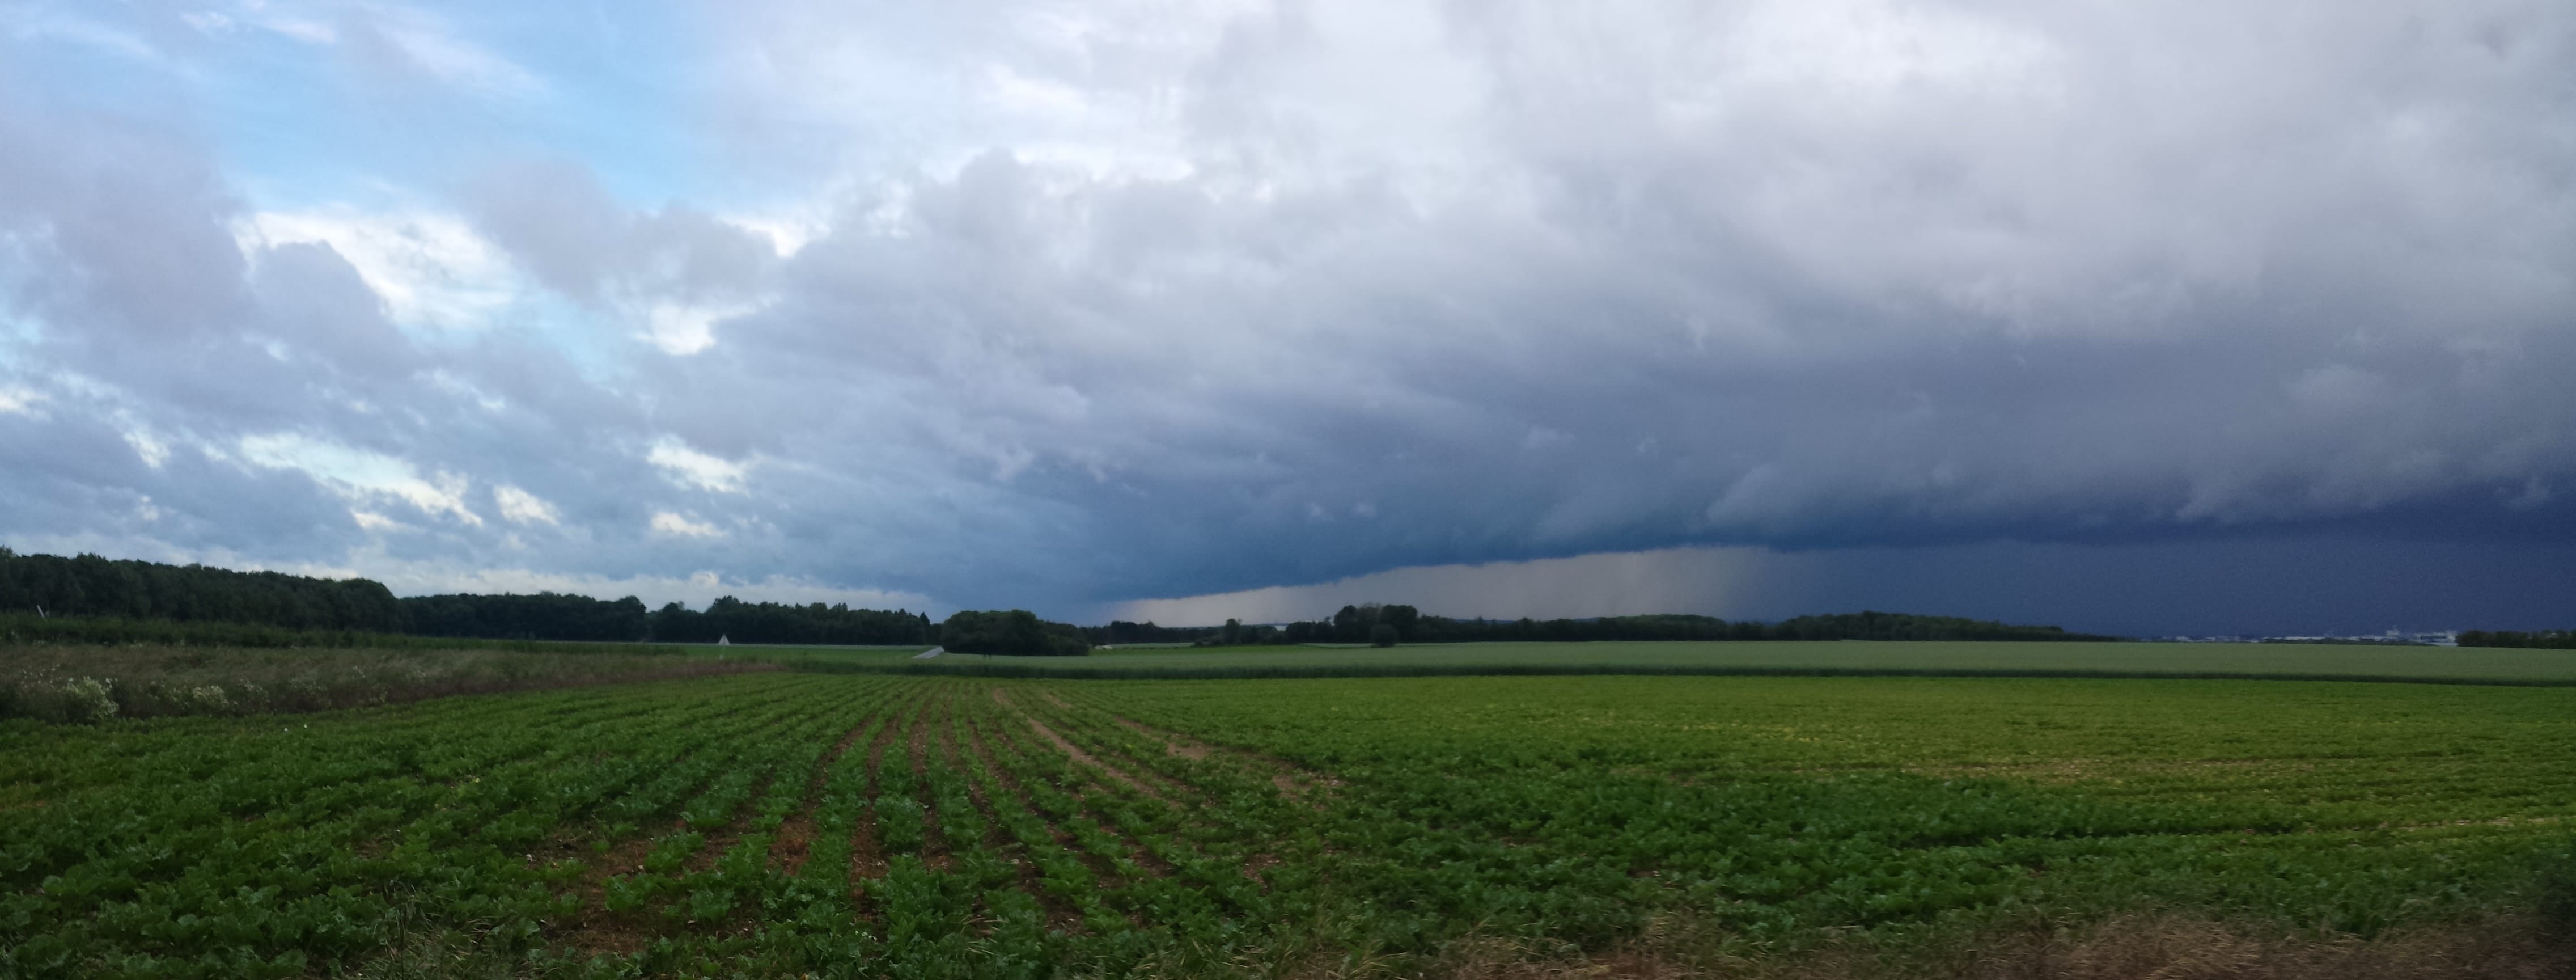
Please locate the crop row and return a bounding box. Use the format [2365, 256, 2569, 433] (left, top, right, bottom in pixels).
[6, 673, 2573, 978]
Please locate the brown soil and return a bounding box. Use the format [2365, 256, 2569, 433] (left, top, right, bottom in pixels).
[1022, 716, 1172, 805]
[848, 705, 904, 890]
[981, 711, 1137, 890]
[554, 818, 681, 956]
[1092, 708, 1340, 806]
[1393, 913, 2575, 980]
[770, 718, 874, 876]
[910, 692, 953, 870]
[958, 712, 1089, 933]
[1112, 715, 1211, 759]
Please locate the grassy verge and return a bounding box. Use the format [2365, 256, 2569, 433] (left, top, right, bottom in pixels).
[0, 643, 772, 722]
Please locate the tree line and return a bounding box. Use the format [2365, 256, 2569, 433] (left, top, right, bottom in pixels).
[0, 548, 406, 632]
[4, 547, 2116, 652]
[938, 610, 1090, 657]
[2, 548, 947, 646]
[405, 593, 936, 645]
[1175, 605, 2122, 646]
[2456, 630, 2576, 650]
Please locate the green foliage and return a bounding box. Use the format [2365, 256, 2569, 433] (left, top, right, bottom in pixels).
[649, 596, 930, 645]
[937, 609, 1090, 656]
[2, 673, 2567, 977]
[403, 592, 651, 641]
[1370, 623, 1399, 647]
[867, 639, 2576, 685]
[0, 547, 405, 631]
[2540, 844, 2576, 932]
[0, 548, 936, 648]
[2459, 629, 2576, 649]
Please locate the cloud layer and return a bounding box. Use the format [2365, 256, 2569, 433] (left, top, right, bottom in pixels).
[1, 0, 2571, 630]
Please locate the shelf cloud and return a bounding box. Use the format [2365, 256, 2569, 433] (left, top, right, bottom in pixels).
[1, 0, 2570, 631]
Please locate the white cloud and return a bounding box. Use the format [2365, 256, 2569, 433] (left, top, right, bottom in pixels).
[355, 7, 548, 99]
[492, 484, 560, 525]
[646, 437, 750, 493]
[238, 433, 484, 526]
[644, 301, 759, 356]
[6, 12, 165, 65]
[263, 18, 336, 44]
[241, 208, 523, 332]
[122, 428, 170, 468]
[0, 387, 42, 415]
[649, 511, 723, 538]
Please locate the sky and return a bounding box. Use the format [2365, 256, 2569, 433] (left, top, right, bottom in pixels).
[1, 0, 2571, 637]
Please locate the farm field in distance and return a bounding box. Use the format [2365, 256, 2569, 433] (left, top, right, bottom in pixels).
[900, 639, 2576, 684]
[5, 665, 2573, 978]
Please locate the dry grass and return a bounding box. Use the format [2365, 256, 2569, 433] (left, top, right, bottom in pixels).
[0, 643, 772, 722]
[1403, 913, 2574, 980]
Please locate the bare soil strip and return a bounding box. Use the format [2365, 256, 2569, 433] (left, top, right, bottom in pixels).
[681, 770, 778, 875]
[1022, 716, 1173, 806]
[771, 716, 875, 876]
[1112, 715, 1211, 759]
[848, 700, 905, 890]
[1097, 707, 1342, 805]
[961, 713, 1088, 932]
[981, 713, 1144, 890]
[910, 691, 954, 870]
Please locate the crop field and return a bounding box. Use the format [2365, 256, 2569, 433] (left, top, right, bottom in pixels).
[4, 673, 2573, 978]
[901, 640, 2576, 684]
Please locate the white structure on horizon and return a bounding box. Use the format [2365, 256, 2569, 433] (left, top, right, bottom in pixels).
[717, 635, 730, 646]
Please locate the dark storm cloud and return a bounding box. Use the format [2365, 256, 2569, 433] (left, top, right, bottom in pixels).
[2, 0, 2572, 630]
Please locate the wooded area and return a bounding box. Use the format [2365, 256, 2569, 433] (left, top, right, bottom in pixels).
[6, 548, 2123, 650]
[2458, 629, 2576, 649]
[1153, 605, 2124, 646]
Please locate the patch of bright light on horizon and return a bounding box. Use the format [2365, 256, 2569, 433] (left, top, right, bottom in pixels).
[1112, 546, 1771, 626]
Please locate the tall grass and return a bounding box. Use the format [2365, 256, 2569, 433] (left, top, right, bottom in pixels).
[0, 643, 768, 722]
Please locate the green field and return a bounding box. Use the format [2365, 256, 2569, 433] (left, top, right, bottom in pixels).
[899, 639, 2576, 683]
[5, 668, 2571, 978]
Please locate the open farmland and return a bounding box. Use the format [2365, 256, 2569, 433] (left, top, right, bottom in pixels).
[899, 640, 2576, 685]
[5, 671, 2572, 978]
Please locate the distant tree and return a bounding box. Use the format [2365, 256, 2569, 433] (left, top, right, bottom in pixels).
[941, 610, 1090, 657]
[1332, 603, 1386, 643]
[1370, 623, 1399, 648]
[0, 547, 405, 632]
[1221, 618, 1243, 645]
[1378, 604, 1419, 641]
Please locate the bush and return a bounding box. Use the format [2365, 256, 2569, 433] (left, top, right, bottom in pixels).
[939, 610, 1090, 657]
[2540, 844, 2576, 932]
[1370, 624, 1399, 648]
